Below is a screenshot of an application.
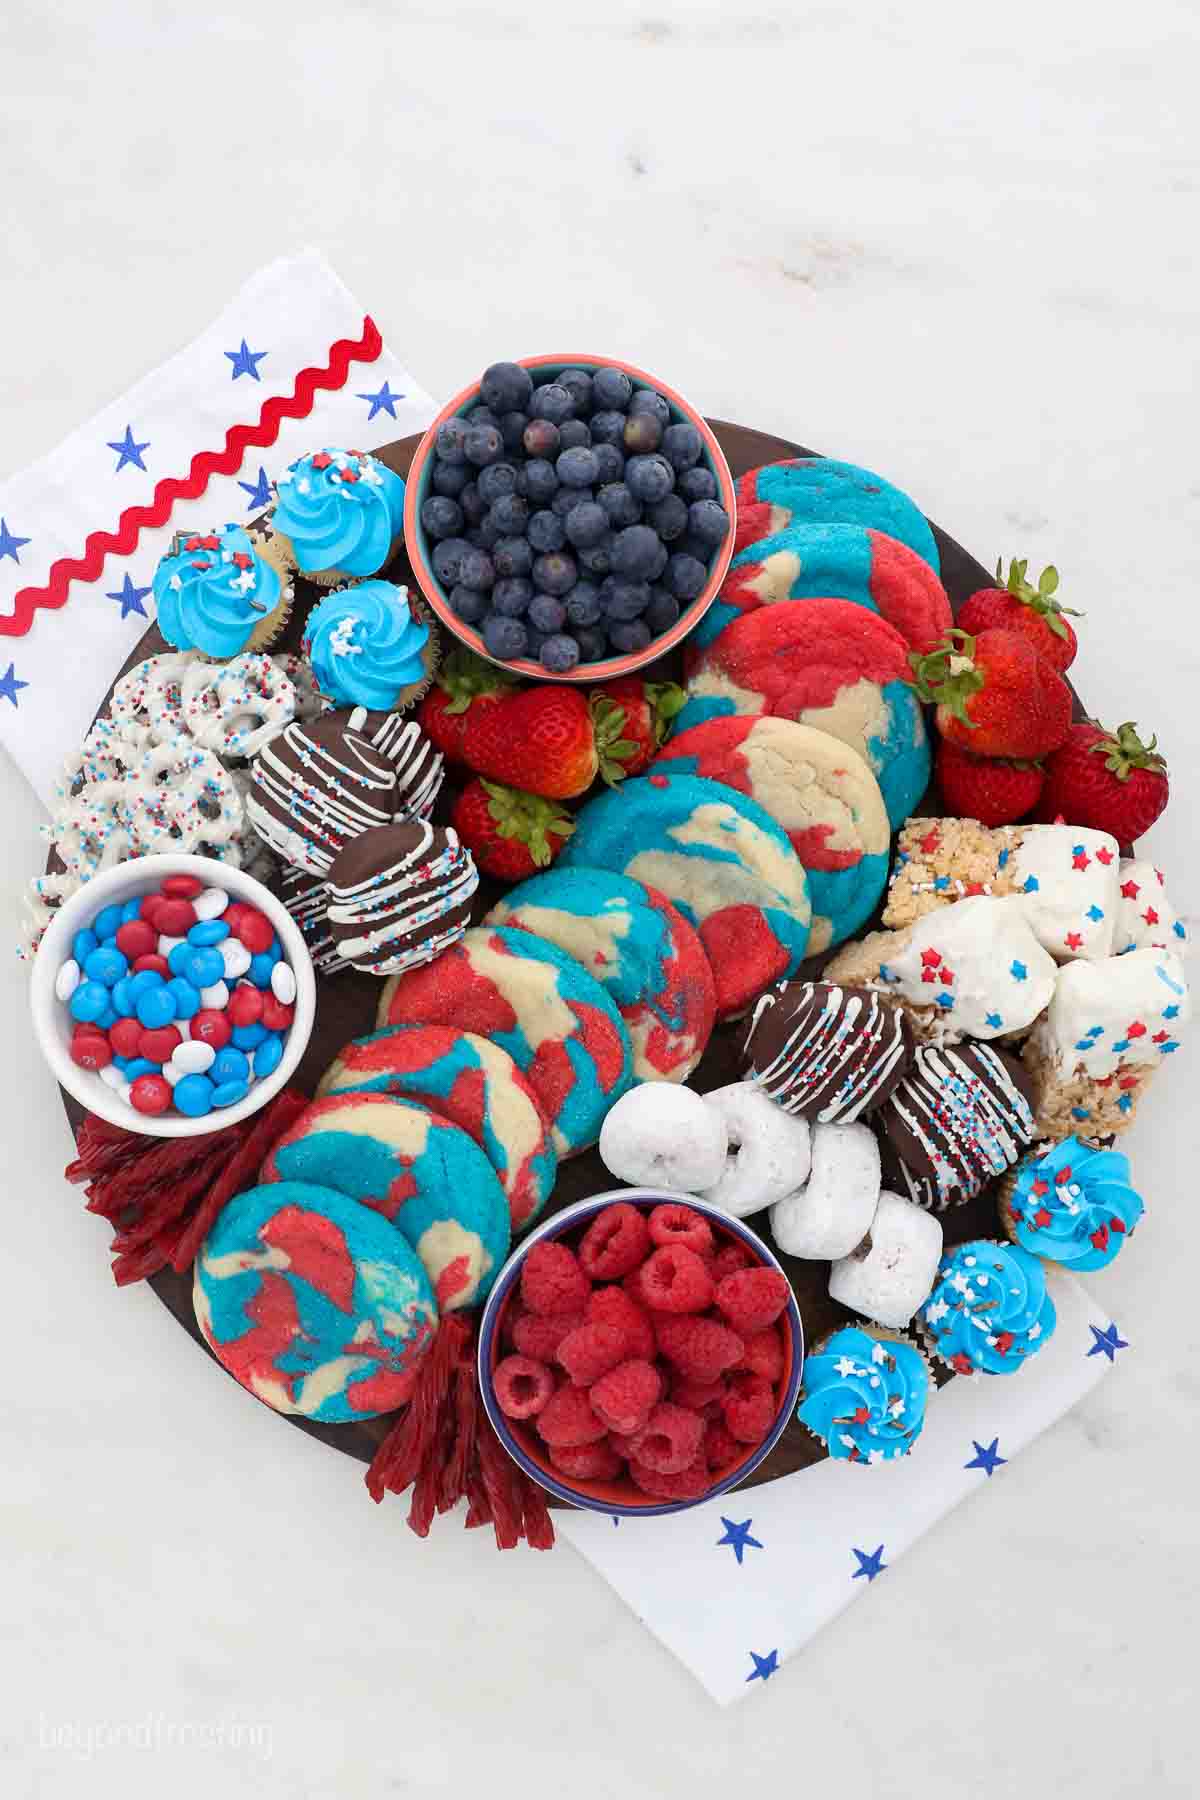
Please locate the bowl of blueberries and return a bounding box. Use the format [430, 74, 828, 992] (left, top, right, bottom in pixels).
[404, 355, 736, 680]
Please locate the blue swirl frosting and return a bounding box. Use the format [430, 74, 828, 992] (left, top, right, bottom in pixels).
[153, 522, 282, 658]
[272, 448, 405, 577]
[303, 580, 430, 709]
[1006, 1136, 1143, 1272]
[921, 1239, 1056, 1375]
[797, 1326, 929, 1462]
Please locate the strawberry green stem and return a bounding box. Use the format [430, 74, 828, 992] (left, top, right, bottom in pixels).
[907, 629, 984, 728]
[1087, 721, 1166, 782]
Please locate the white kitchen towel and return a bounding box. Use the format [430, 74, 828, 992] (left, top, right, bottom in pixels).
[559, 1269, 1122, 1703]
[0, 249, 435, 808]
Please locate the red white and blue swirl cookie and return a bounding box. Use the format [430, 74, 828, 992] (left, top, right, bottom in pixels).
[192, 1181, 438, 1420]
[732, 457, 940, 571]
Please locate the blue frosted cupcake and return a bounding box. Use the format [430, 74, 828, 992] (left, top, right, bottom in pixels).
[303, 580, 438, 713]
[271, 447, 406, 584]
[153, 522, 293, 659]
[920, 1240, 1056, 1376]
[999, 1136, 1143, 1273]
[797, 1325, 931, 1463]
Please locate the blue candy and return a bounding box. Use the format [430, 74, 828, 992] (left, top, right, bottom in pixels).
[188, 919, 230, 947]
[111, 978, 136, 1018]
[268, 938, 282, 962]
[188, 946, 225, 988]
[211, 1079, 250, 1109]
[96, 1004, 119, 1031]
[120, 899, 143, 924]
[128, 968, 164, 999]
[252, 1033, 285, 1080]
[248, 953, 276, 988]
[231, 1023, 268, 1051]
[168, 943, 195, 977]
[113, 1055, 131, 1072]
[174, 1074, 216, 1117]
[72, 928, 98, 964]
[123, 1058, 159, 1082]
[136, 986, 177, 1029]
[69, 981, 110, 1024]
[84, 945, 128, 987]
[166, 977, 201, 1020]
[211, 1046, 251, 1085]
[94, 904, 124, 941]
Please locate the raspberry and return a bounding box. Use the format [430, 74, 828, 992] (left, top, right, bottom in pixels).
[654, 1314, 744, 1383]
[629, 1455, 711, 1501]
[578, 1201, 651, 1279]
[702, 1420, 743, 1471]
[549, 1440, 624, 1481]
[608, 1431, 636, 1461]
[587, 1286, 656, 1360]
[670, 1375, 727, 1416]
[512, 1309, 585, 1362]
[589, 1359, 661, 1435]
[738, 1325, 785, 1382]
[711, 1241, 755, 1280]
[557, 1320, 628, 1386]
[723, 1370, 777, 1444]
[493, 1355, 556, 1419]
[648, 1202, 714, 1258]
[631, 1245, 714, 1314]
[536, 1385, 608, 1447]
[521, 1240, 590, 1316]
[499, 1302, 525, 1351]
[628, 1402, 705, 1474]
[714, 1267, 791, 1336]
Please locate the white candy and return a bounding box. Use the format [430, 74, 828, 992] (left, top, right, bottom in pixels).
[220, 938, 253, 979]
[697, 1083, 811, 1219]
[827, 1191, 944, 1329]
[172, 1040, 216, 1075]
[192, 886, 231, 921]
[271, 962, 297, 1005]
[176, 1019, 191, 1041]
[158, 935, 186, 957]
[770, 1122, 880, 1260]
[598, 1083, 727, 1192]
[99, 1063, 126, 1091]
[55, 958, 81, 1002]
[117, 1081, 134, 1106]
[162, 1063, 183, 1087]
[199, 980, 230, 1010]
[880, 895, 1056, 1039]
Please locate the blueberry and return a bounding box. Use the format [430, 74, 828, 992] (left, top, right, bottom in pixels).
[464, 423, 504, 467]
[420, 495, 464, 540]
[592, 367, 633, 410]
[623, 412, 662, 455]
[540, 634, 582, 674]
[432, 460, 471, 498]
[574, 626, 608, 662]
[489, 493, 529, 535]
[523, 458, 559, 505]
[557, 369, 594, 415]
[598, 483, 641, 529]
[590, 410, 628, 448]
[661, 422, 704, 471]
[459, 483, 485, 526]
[469, 404, 500, 428]
[493, 576, 533, 617]
[557, 420, 592, 452]
[592, 442, 625, 486]
[649, 493, 689, 541]
[450, 583, 488, 625]
[523, 418, 560, 460]
[646, 537, 669, 582]
[625, 454, 675, 505]
[557, 445, 599, 489]
[499, 410, 529, 454]
[529, 593, 567, 633]
[564, 580, 603, 627]
[483, 614, 528, 661]
[436, 418, 470, 465]
[532, 551, 578, 596]
[629, 388, 671, 429]
[529, 382, 575, 425]
[677, 466, 718, 503]
[476, 463, 518, 506]
[524, 627, 554, 658]
[480, 361, 534, 414]
[645, 587, 680, 634]
[666, 552, 708, 600]
[459, 548, 496, 591]
[493, 536, 534, 578]
[688, 499, 730, 547]
[465, 528, 487, 548]
[431, 537, 473, 586]
[563, 501, 609, 549]
[476, 511, 505, 550]
[605, 578, 651, 621]
[610, 524, 664, 579]
[578, 540, 613, 576]
[528, 509, 566, 553]
[608, 619, 652, 655]
[552, 485, 592, 520]
[676, 532, 713, 564]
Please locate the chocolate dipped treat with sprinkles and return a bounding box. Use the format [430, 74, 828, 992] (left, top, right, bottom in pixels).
[247, 712, 398, 876]
[876, 1040, 1037, 1210]
[346, 706, 445, 820]
[275, 866, 342, 974]
[326, 818, 479, 975]
[742, 980, 914, 1124]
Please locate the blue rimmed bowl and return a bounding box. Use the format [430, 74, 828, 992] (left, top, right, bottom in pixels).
[478, 1190, 804, 1517]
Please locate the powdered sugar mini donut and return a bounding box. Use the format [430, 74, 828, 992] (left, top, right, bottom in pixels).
[652, 717, 890, 952]
[697, 1082, 812, 1218]
[827, 1190, 944, 1330]
[377, 925, 634, 1157]
[261, 1092, 510, 1310]
[692, 521, 952, 656]
[486, 868, 716, 1082]
[318, 1024, 557, 1230]
[732, 458, 940, 571]
[598, 1082, 728, 1192]
[770, 1121, 881, 1260]
[193, 1180, 438, 1420]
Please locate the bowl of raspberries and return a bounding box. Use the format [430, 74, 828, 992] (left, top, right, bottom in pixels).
[404, 356, 736, 682]
[478, 1192, 803, 1515]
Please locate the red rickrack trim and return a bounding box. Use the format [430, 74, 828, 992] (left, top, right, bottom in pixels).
[0, 315, 384, 639]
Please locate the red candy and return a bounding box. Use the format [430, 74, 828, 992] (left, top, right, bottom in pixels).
[260, 995, 294, 1032]
[631, 1244, 714, 1314]
[588, 1359, 661, 1435]
[578, 1201, 651, 1279]
[223, 901, 250, 932]
[512, 1310, 584, 1362]
[520, 1241, 590, 1317]
[191, 1009, 232, 1050]
[139, 894, 166, 927]
[109, 1017, 143, 1058]
[535, 1385, 607, 1447]
[233, 907, 274, 953]
[654, 1315, 744, 1383]
[648, 1202, 714, 1258]
[133, 954, 170, 976]
[129, 1074, 173, 1116]
[70, 1033, 113, 1071]
[628, 1402, 705, 1474]
[115, 919, 157, 960]
[156, 898, 197, 936]
[227, 984, 264, 1027]
[139, 1025, 182, 1064]
[556, 1320, 628, 1387]
[493, 1355, 556, 1420]
[161, 874, 204, 899]
[714, 1269, 791, 1336]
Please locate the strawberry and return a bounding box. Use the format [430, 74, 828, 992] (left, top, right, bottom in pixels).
[591, 678, 686, 786]
[452, 779, 574, 879]
[419, 649, 597, 798]
[908, 627, 1072, 759]
[419, 648, 516, 762]
[935, 738, 1044, 827]
[1036, 720, 1169, 840]
[958, 558, 1082, 673]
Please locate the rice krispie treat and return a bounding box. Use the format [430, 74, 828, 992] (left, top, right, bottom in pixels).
[882, 818, 1020, 929]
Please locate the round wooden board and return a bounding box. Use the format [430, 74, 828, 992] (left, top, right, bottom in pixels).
[59, 419, 1072, 1500]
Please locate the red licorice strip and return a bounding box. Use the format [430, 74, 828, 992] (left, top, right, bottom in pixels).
[170, 1088, 309, 1271]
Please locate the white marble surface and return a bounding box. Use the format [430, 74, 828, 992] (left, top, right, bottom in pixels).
[3, 0, 1199, 1792]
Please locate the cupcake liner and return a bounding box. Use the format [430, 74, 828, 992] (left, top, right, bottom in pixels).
[241, 527, 295, 654]
[274, 528, 404, 589]
[390, 593, 441, 712]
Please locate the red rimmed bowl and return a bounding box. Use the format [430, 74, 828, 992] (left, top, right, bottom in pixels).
[478, 1190, 804, 1517]
[402, 354, 737, 683]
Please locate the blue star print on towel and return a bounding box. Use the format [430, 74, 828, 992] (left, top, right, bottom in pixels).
[105, 575, 151, 620]
[1087, 1323, 1128, 1362]
[107, 425, 150, 472]
[746, 1650, 778, 1683]
[358, 379, 404, 419]
[238, 466, 274, 511]
[851, 1545, 887, 1582]
[964, 1437, 1007, 1477]
[225, 339, 268, 380]
[716, 1518, 763, 1565]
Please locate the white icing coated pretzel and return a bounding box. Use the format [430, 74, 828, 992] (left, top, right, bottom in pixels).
[182, 654, 298, 759]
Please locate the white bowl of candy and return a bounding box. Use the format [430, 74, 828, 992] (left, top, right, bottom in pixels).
[30, 853, 316, 1139]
